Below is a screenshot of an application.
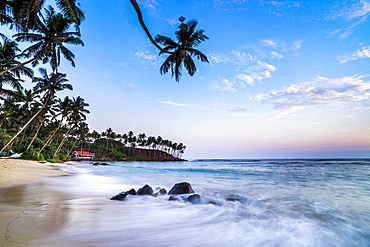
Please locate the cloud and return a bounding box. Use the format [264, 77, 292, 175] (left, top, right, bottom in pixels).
[243, 61, 277, 83]
[347, 0, 370, 19]
[254, 75, 370, 118]
[271, 51, 283, 59]
[338, 46, 370, 63]
[213, 101, 248, 114]
[209, 50, 255, 66]
[268, 106, 304, 120]
[137, 0, 159, 10]
[331, 0, 370, 20]
[165, 18, 178, 26]
[261, 39, 277, 47]
[210, 38, 304, 91]
[228, 106, 247, 113]
[236, 74, 255, 85]
[212, 78, 237, 92]
[291, 40, 304, 50]
[135, 50, 157, 60]
[157, 99, 190, 107]
[210, 38, 303, 66]
[330, 0, 370, 39]
[113, 62, 126, 66]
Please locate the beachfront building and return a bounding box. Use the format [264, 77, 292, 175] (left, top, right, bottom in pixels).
[71, 151, 96, 159]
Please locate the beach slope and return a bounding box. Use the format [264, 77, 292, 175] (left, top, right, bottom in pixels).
[0, 159, 69, 247]
[0, 159, 66, 186]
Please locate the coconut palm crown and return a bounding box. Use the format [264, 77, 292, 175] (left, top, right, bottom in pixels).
[154, 17, 209, 82]
[1, 5, 84, 75]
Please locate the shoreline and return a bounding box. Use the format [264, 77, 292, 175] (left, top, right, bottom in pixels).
[0, 159, 75, 246]
[0, 159, 369, 246]
[0, 159, 68, 187]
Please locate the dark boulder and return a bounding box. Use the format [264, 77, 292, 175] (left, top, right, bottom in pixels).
[153, 188, 167, 197]
[168, 182, 195, 194]
[187, 194, 201, 204]
[126, 188, 137, 195]
[92, 162, 110, 166]
[159, 188, 167, 194]
[169, 196, 180, 201]
[111, 192, 128, 201]
[137, 184, 153, 195]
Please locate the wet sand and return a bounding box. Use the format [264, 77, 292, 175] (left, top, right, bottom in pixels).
[0, 159, 66, 186]
[0, 159, 74, 247]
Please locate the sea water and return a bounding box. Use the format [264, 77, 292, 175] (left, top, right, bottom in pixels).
[50, 159, 370, 247]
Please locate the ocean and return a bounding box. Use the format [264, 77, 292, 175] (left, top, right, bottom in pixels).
[50, 159, 370, 247]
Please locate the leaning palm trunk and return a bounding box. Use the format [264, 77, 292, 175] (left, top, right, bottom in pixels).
[53, 126, 73, 158]
[37, 121, 63, 155]
[66, 137, 79, 160]
[0, 46, 47, 75]
[129, 0, 173, 55]
[0, 95, 50, 153]
[27, 118, 45, 150]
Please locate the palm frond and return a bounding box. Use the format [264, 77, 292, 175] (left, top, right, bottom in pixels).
[13, 33, 43, 42]
[59, 45, 75, 67]
[154, 35, 178, 47]
[56, 0, 85, 25]
[188, 48, 209, 63]
[159, 54, 174, 75]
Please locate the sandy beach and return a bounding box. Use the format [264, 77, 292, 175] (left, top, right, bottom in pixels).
[0, 159, 68, 187]
[1, 159, 369, 246]
[0, 159, 72, 247]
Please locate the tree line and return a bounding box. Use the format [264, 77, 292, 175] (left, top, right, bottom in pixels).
[0, 0, 207, 160]
[0, 0, 88, 160]
[91, 128, 186, 159]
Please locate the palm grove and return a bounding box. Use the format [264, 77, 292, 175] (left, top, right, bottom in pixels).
[0, 0, 208, 161]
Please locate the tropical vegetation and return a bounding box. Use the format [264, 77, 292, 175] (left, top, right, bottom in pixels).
[130, 0, 209, 82]
[0, 0, 191, 161]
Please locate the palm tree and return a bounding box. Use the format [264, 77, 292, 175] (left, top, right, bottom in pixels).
[65, 121, 89, 159]
[67, 96, 89, 124]
[1, 6, 84, 75]
[0, 1, 14, 27]
[0, 37, 33, 77]
[176, 143, 184, 158]
[121, 133, 128, 153]
[155, 18, 209, 82]
[129, 1, 209, 82]
[0, 67, 72, 152]
[0, 37, 33, 96]
[129, 0, 171, 55]
[0, 95, 20, 128]
[37, 96, 72, 154]
[4, 0, 84, 31]
[89, 130, 101, 143]
[53, 96, 89, 158]
[105, 127, 113, 148]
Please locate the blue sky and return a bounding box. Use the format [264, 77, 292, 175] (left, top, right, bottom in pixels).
[7, 0, 370, 159]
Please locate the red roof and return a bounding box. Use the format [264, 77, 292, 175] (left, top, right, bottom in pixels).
[74, 151, 95, 156]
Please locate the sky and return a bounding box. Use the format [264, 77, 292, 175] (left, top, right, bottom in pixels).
[4, 0, 370, 159]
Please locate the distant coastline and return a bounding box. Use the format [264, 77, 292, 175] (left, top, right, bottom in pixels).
[69, 157, 187, 162]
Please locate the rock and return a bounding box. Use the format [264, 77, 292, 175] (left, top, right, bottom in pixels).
[168, 182, 195, 195]
[111, 192, 128, 201]
[187, 194, 201, 204]
[126, 188, 136, 195]
[92, 162, 110, 166]
[159, 188, 167, 194]
[153, 188, 167, 197]
[169, 196, 180, 201]
[137, 184, 153, 195]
